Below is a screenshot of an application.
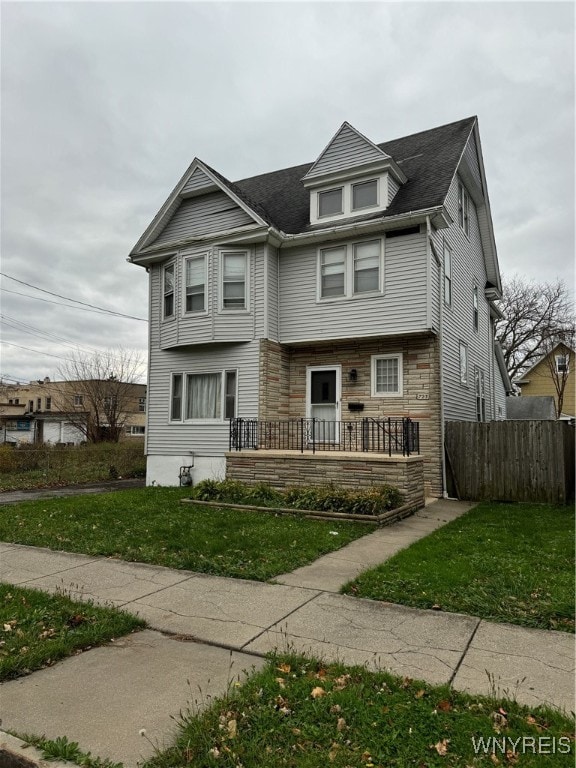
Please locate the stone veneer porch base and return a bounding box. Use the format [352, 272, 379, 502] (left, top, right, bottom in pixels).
[225, 450, 425, 510]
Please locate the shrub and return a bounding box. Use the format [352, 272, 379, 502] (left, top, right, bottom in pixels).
[189, 480, 403, 515]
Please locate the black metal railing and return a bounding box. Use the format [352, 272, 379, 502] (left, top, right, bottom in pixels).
[229, 417, 419, 456]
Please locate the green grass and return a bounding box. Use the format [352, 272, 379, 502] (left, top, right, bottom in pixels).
[14, 733, 123, 768]
[0, 487, 369, 581]
[342, 502, 575, 632]
[142, 653, 575, 768]
[0, 584, 145, 680]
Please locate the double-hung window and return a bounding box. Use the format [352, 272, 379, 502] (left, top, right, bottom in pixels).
[185, 255, 206, 313]
[473, 284, 479, 331]
[556, 354, 569, 374]
[371, 354, 403, 397]
[353, 240, 380, 293]
[459, 341, 468, 386]
[171, 370, 237, 421]
[163, 264, 175, 318]
[320, 246, 346, 298]
[319, 239, 382, 300]
[458, 181, 470, 236]
[475, 367, 485, 421]
[222, 251, 248, 310]
[443, 242, 452, 306]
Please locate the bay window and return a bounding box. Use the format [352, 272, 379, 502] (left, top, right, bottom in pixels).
[163, 263, 175, 318]
[170, 370, 238, 421]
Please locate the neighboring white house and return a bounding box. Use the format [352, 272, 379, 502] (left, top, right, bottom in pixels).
[129, 116, 504, 496]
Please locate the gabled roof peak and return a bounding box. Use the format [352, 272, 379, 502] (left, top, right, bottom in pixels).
[302, 121, 392, 182]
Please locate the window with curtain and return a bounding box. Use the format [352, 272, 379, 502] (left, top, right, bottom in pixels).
[222, 252, 247, 310]
[186, 373, 222, 419]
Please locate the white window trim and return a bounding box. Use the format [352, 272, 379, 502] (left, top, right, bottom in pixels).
[318, 187, 344, 219]
[473, 283, 479, 332]
[459, 341, 469, 386]
[458, 180, 470, 237]
[219, 249, 250, 313]
[310, 174, 389, 225]
[371, 353, 404, 398]
[317, 238, 384, 302]
[169, 369, 239, 423]
[555, 354, 569, 374]
[182, 252, 208, 316]
[443, 241, 452, 307]
[351, 178, 379, 212]
[162, 262, 176, 320]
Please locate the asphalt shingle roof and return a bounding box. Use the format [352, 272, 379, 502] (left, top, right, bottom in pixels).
[232, 117, 476, 234]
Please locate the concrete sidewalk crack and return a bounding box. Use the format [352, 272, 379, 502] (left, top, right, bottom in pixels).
[239, 591, 322, 651]
[448, 618, 482, 687]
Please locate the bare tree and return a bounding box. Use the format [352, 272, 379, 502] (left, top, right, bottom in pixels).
[57, 349, 145, 443]
[496, 276, 575, 381]
[542, 334, 575, 418]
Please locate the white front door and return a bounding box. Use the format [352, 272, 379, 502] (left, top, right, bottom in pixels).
[306, 366, 341, 442]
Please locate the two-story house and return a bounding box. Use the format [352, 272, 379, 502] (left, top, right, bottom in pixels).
[129, 116, 503, 497]
[515, 342, 575, 419]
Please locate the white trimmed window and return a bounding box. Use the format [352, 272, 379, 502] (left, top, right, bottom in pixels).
[74, 394, 84, 407]
[352, 179, 378, 211]
[458, 181, 470, 236]
[221, 251, 248, 310]
[556, 354, 569, 374]
[459, 341, 468, 386]
[170, 370, 237, 422]
[184, 255, 206, 313]
[126, 425, 145, 436]
[318, 188, 343, 218]
[163, 264, 175, 318]
[443, 242, 452, 306]
[473, 284, 479, 331]
[475, 367, 486, 421]
[138, 397, 146, 412]
[319, 239, 382, 300]
[371, 354, 403, 397]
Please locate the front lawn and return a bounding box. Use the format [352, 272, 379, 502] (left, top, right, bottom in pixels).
[0, 487, 369, 581]
[143, 653, 575, 768]
[0, 584, 145, 680]
[343, 502, 575, 632]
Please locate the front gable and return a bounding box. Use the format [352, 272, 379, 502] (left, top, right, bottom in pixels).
[130, 159, 267, 260]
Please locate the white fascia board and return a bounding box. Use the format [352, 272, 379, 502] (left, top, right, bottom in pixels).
[129, 159, 268, 258]
[278, 206, 446, 250]
[128, 224, 271, 265]
[302, 158, 406, 189]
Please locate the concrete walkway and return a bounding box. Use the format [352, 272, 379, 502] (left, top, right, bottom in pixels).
[0, 499, 574, 767]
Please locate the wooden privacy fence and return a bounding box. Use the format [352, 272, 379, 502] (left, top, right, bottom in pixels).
[445, 420, 575, 504]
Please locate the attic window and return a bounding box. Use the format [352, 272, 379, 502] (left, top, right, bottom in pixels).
[556, 354, 569, 374]
[352, 180, 378, 210]
[318, 188, 343, 218]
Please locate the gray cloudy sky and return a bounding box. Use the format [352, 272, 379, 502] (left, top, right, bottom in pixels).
[1, 0, 574, 384]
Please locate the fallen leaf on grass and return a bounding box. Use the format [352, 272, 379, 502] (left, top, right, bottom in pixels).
[437, 699, 452, 711]
[275, 677, 286, 688]
[227, 719, 237, 738]
[311, 686, 326, 698]
[328, 742, 339, 762]
[337, 717, 347, 732]
[432, 739, 450, 756]
[276, 663, 291, 674]
[334, 674, 351, 690]
[414, 688, 426, 699]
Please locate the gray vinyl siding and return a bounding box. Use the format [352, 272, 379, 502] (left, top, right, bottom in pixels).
[388, 176, 400, 204]
[152, 192, 254, 247]
[181, 167, 215, 195]
[279, 231, 428, 343]
[305, 124, 387, 180]
[440, 174, 493, 421]
[267, 245, 280, 341]
[146, 340, 260, 456]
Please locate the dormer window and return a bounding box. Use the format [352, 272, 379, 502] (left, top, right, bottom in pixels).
[352, 180, 378, 211]
[318, 188, 343, 218]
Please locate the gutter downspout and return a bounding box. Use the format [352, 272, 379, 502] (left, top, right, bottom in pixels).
[427, 216, 448, 498]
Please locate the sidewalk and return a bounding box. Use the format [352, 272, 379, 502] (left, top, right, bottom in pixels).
[0, 500, 574, 767]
